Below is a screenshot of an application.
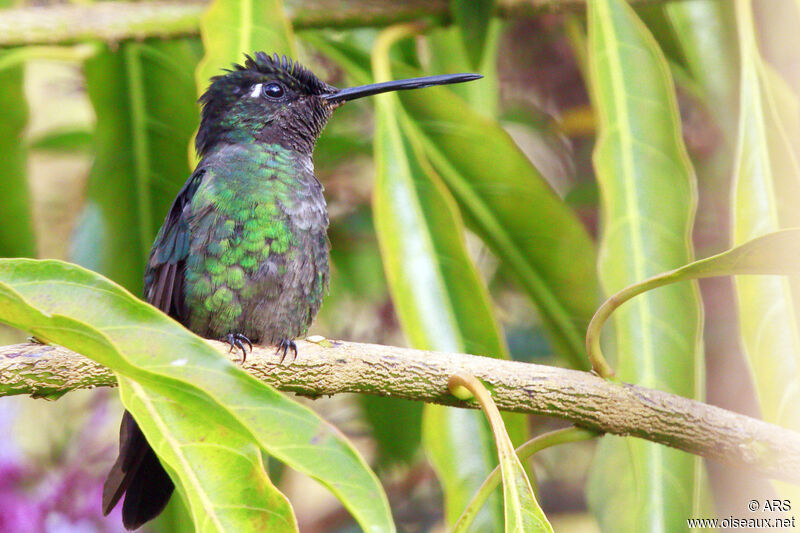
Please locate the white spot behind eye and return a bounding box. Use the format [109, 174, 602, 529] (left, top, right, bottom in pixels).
[250, 83, 263, 98]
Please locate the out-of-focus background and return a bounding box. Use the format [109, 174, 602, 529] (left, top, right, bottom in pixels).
[0, 0, 798, 531]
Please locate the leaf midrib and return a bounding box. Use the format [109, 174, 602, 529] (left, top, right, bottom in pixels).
[592, 0, 663, 524]
[596, 0, 654, 382]
[127, 379, 225, 532]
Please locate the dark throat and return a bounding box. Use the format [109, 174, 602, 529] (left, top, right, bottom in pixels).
[196, 98, 333, 157]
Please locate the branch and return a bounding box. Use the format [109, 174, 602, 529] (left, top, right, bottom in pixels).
[0, 0, 681, 47]
[1, 340, 798, 483]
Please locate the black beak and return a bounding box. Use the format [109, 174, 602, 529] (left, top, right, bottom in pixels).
[322, 73, 483, 104]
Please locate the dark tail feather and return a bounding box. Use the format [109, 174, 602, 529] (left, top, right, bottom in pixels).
[103, 410, 175, 530]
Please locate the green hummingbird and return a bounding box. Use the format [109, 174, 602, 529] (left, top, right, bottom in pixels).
[102, 52, 481, 529]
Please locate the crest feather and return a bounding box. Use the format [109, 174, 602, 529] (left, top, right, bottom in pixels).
[234, 52, 330, 95]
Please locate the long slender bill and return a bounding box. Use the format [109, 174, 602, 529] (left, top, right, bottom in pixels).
[323, 73, 482, 103]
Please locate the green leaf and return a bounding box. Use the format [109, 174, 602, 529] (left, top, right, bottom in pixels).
[454, 427, 599, 533]
[373, 90, 508, 360]
[370, 30, 515, 530]
[361, 395, 422, 467]
[120, 378, 298, 533]
[732, 0, 800, 467]
[151, 492, 196, 533]
[134, 41, 205, 226]
[0, 259, 395, 533]
[429, 17, 501, 116]
[75, 40, 202, 293]
[423, 406, 502, 531]
[0, 55, 35, 258]
[0, 264, 294, 531]
[306, 34, 598, 369]
[77, 46, 142, 292]
[634, 4, 688, 68]
[399, 95, 596, 367]
[448, 374, 552, 533]
[317, 102, 420, 469]
[585, 0, 705, 530]
[195, 0, 296, 95]
[28, 128, 92, 153]
[450, 0, 494, 70]
[665, 0, 739, 135]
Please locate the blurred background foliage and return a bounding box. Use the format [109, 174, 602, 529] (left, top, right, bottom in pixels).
[0, 0, 798, 531]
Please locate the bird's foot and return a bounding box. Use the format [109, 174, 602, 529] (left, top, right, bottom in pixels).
[276, 339, 297, 365]
[225, 333, 252, 363]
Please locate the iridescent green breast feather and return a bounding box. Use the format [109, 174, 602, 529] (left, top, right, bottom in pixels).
[181, 143, 328, 341]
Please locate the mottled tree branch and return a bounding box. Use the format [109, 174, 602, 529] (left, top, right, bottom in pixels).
[1, 339, 798, 484]
[0, 0, 682, 47]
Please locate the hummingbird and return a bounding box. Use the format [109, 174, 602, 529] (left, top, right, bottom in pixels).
[101, 52, 481, 529]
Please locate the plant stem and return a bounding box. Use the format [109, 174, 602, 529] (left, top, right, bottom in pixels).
[1, 339, 799, 483]
[0, 0, 688, 47]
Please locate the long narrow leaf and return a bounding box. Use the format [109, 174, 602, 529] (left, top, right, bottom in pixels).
[75, 40, 201, 293]
[450, 0, 494, 70]
[371, 28, 511, 530]
[136, 40, 204, 223]
[585, 0, 705, 530]
[454, 427, 599, 533]
[732, 0, 800, 500]
[429, 17, 501, 115]
[0, 58, 35, 258]
[76, 48, 144, 292]
[0, 0, 34, 259]
[665, 0, 739, 135]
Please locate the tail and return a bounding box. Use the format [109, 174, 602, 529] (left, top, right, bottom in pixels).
[103, 410, 174, 530]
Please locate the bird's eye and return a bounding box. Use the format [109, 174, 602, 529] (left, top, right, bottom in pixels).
[262, 82, 285, 99]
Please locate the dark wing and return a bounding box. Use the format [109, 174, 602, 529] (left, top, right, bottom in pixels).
[144, 168, 205, 319]
[102, 411, 173, 529]
[103, 169, 205, 528]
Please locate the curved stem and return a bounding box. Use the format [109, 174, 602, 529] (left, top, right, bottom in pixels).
[452, 427, 600, 533]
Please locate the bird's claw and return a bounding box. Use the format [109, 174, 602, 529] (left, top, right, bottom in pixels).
[225, 333, 252, 363]
[276, 339, 297, 365]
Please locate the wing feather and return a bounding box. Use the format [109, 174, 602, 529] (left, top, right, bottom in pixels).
[144, 169, 205, 319]
[103, 170, 205, 527]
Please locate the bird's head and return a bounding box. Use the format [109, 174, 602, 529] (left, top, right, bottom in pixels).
[196, 52, 481, 156]
[196, 53, 335, 156]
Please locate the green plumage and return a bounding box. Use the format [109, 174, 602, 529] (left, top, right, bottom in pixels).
[179, 142, 328, 343]
[104, 51, 481, 531]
